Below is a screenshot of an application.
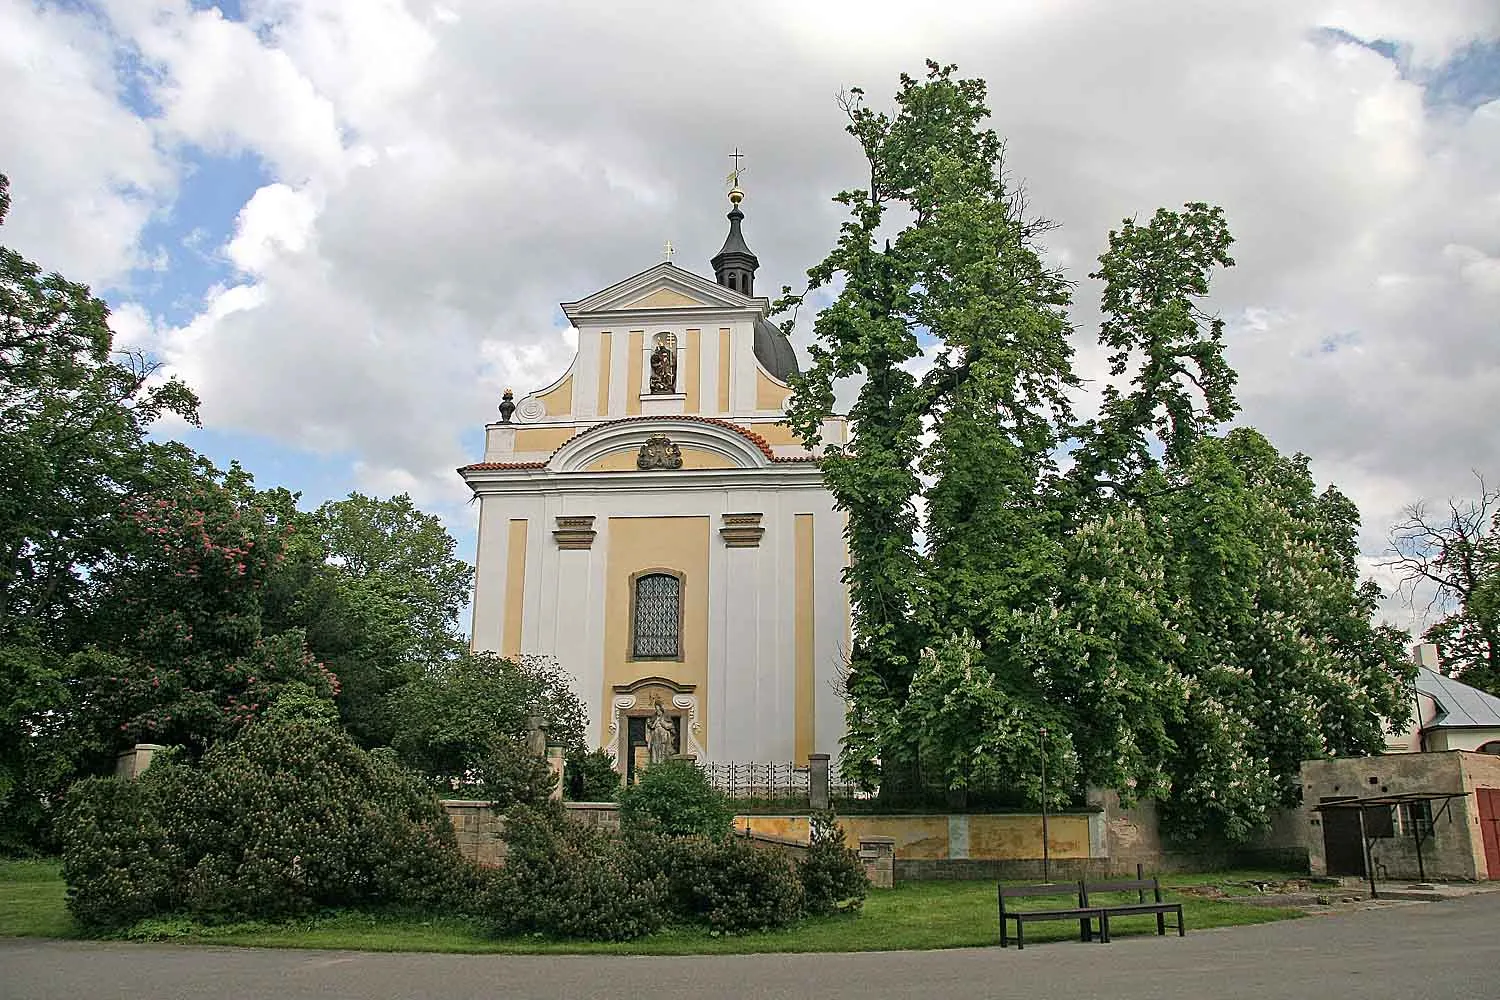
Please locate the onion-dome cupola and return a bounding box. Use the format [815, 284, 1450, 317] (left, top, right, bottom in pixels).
[711, 187, 759, 296]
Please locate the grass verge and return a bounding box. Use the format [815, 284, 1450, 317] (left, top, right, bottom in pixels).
[0, 860, 1300, 954]
[0, 859, 75, 938]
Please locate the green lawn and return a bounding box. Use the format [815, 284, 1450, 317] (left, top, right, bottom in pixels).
[0, 860, 1301, 954]
[0, 860, 75, 938]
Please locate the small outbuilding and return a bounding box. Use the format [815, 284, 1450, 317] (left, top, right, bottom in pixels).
[1301, 644, 1500, 883]
[1302, 641, 1500, 881]
[1303, 750, 1500, 882]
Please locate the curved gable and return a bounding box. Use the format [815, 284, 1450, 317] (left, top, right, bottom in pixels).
[549, 417, 773, 473]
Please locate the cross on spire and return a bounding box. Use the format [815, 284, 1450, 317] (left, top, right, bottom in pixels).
[662, 239, 675, 262]
[726, 147, 745, 191]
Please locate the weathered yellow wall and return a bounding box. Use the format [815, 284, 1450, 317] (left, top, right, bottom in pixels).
[733, 813, 1094, 861]
[626, 331, 644, 415]
[535, 373, 573, 416]
[738, 816, 812, 843]
[603, 517, 710, 739]
[756, 368, 790, 411]
[842, 817, 951, 860]
[502, 519, 528, 657]
[582, 447, 737, 472]
[968, 815, 1090, 860]
[513, 427, 576, 452]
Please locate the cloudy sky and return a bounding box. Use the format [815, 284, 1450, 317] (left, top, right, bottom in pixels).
[3, 0, 1498, 630]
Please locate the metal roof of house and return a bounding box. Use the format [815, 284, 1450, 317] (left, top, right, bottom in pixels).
[1416, 667, 1500, 729]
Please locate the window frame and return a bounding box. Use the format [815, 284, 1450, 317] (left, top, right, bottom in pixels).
[628, 568, 685, 662]
[1400, 800, 1434, 838]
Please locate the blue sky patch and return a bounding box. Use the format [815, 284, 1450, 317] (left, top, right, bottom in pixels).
[1317, 28, 1500, 110]
[129, 148, 271, 324]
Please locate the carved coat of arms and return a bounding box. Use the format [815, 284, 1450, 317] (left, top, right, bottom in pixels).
[636, 434, 683, 471]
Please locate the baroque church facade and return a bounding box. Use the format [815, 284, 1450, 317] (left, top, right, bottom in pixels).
[461, 190, 849, 777]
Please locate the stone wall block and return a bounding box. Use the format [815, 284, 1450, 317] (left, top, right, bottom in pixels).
[858, 836, 896, 889]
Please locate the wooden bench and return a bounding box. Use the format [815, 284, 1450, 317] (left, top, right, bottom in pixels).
[1080, 874, 1185, 942]
[997, 882, 1107, 949]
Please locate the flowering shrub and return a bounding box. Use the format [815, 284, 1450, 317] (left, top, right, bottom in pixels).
[61, 696, 467, 929]
[486, 804, 669, 941]
[89, 482, 338, 753]
[60, 770, 183, 929]
[670, 835, 805, 934]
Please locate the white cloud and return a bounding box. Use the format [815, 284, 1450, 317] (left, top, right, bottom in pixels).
[6, 0, 1500, 640]
[101, 0, 346, 183]
[225, 183, 320, 274]
[0, 2, 173, 289]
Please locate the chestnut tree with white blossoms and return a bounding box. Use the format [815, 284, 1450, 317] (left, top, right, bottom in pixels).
[786, 63, 1412, 842]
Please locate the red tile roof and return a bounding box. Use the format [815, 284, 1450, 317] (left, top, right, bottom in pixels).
[457, 460, 547, 472]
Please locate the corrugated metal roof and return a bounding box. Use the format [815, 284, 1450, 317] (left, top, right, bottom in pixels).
[1416, 667, 1500, 729]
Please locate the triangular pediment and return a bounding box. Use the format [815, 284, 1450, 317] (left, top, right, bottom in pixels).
[561, 262, 768, 321]
[623, 287, 708, 309]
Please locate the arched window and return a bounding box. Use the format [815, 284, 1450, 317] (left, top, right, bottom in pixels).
[632, 572, 682, 660]
[1478, 741, 1500, 755]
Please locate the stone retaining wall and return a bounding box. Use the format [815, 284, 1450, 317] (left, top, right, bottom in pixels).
[441, 800, 621, 867]
[443, 800, 508, 868]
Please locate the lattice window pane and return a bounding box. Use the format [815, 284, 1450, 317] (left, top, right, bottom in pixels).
[633, 573, 680, 658]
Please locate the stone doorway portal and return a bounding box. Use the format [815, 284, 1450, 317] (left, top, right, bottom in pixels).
[608, 675, 703, 780]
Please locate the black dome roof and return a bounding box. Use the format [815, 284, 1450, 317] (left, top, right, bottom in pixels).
[753, 317, 799, 383]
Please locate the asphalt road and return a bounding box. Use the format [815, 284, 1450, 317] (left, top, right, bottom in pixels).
[3, 893, 1499, 1000]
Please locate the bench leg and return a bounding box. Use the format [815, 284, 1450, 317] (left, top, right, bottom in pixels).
[1017, 920, 1024, 951]
[1178, 908, 1186, 937]
[1156, 912, 1166, 936]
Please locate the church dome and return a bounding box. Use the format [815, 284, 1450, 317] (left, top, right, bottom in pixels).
[753, 317, 799, 382]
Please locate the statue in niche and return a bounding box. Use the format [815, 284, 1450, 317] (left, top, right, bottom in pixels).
[636, 434, 683, 471]
[649, 343, 677, 393]
[646, 701, 677, 764]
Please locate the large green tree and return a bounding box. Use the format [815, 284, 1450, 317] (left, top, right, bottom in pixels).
[387, 651, 585, 791]
[787, 68, 1412, 839]
[1150, 431, 1410, 839]
[268, 492, 475, 746]
[0, 173, 200, 848]
[78, 464, 339, 753]
[1069, 203, 1238, 499]
[780, 76, 929, 791]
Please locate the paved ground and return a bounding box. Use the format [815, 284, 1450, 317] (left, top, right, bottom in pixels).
[3, 893, 1498, 1000]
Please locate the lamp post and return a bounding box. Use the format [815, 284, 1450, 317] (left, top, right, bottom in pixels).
[1039, 726, 1051, 882]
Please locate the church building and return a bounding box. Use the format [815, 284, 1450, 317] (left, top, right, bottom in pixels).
[460, 186, 850, 777]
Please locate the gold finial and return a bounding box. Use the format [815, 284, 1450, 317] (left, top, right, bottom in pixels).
[726, 147, 745, 203]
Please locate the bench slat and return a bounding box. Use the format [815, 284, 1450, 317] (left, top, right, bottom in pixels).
[1084, 880, 1154, 894]
[999, 882, 1080, 897]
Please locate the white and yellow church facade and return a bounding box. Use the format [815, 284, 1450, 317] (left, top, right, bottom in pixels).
[460, 192, 849, 776]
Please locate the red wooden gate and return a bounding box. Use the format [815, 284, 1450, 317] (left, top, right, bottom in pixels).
[1477, 788, 1500, 880]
